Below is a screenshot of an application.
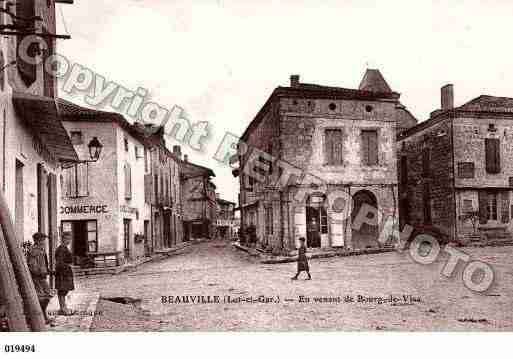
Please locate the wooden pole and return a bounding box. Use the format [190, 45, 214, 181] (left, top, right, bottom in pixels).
[0, 229, 28, 331]
[0, 191, 46, 331]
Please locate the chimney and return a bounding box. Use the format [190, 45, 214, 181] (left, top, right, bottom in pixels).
[183, 154, 188, 163]
[441, 84, 454, 110]
[290, 74, 300, 87]
[173, 145, 182, 160]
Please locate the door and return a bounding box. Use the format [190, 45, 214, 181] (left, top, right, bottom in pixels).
[123, 219, 131, 260]
[144, 220, 150, 256]
[72, 221, 88, 265]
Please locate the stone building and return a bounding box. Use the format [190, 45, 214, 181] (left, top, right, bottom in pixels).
[143, 139, 183, 254]
[58, 100, 151, 267]
[234, 70, 416, 252]
[0, 0, 77, 268]
[215, 195, 236, 240]
[398, 85, 513, 243]
[180, 156, 217, 240]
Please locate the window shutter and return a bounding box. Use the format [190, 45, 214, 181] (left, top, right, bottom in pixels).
[423, 183, 431, 224]
[478, 191, 488, 224]
[501, 192, 510, 223]
[144, 174, 153, 204]
[70, 166, 77, 197]
[325, 129, 343, 165]
[77, 163, 88, 197]
[324, 130, 333, 165]
[125, 164, 132, 199]
[362, 130, 378, 166]
[485, 138, 500, 173]
[334, 130, 343, 165]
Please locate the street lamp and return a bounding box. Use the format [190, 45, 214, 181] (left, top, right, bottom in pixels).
[87, 137, 103, 162]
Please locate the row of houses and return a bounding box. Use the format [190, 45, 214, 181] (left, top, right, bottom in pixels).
[0, 0, 236, 272]
[233, 70, 513, 252]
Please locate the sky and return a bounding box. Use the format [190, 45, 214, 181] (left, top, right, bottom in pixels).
[56, 0, 513, 204]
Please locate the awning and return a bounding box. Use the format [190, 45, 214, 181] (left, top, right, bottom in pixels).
[13, 92, 78, 162]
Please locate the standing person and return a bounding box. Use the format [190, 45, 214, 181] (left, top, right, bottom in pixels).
[27, 232, 54, 326]
[55, 232, 75, 315]
[291, 237, 311, 280]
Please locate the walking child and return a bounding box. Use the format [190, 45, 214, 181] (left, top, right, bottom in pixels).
[291, 237, 311, 280]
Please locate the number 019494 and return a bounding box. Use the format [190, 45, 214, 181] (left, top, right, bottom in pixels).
[4, 345, 36, 353]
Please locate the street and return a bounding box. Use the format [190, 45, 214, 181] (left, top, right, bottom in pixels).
[75, 240, 513, 331]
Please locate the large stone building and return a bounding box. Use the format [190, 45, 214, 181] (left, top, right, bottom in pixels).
[216, 195, 236, 240]
[0, 0, 77, 264]
[180, 156, 217, 241]
[234, 70, 416, 252]
[398, 85, 513, 243]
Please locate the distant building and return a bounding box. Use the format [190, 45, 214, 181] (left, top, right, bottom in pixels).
[398, 85, 513, 243]
[180, 156, 217, 240]
[215, 194, 236, 240]
[234, 70, 416, 252]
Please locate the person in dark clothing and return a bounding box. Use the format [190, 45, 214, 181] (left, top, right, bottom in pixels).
[27, 232, 54, 326]
[55, 232, 75, 315]
[291, 237, 311, 280]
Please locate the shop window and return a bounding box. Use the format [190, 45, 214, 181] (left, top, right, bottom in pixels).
[62, 163, 89, 198]
[70, 131, 83, 145]
[458, 162, 475, 179]
[124, 163, 132, 200]
[87, 221, 98, 253]
[485, 138, 500, 173]
[361, 130, 378, 166]
[324, 129, 343, 165]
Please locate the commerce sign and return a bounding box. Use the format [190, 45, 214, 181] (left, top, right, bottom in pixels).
[60, 205, 108, 215]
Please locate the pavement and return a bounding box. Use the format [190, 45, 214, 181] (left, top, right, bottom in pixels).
[50, 239, 513, 331]
[47, 290, 100, 331]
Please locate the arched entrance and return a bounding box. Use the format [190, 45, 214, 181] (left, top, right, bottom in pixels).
[351, 190, 379, 249]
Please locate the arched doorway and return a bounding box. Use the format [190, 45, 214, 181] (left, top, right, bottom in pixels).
[306, 194, 327, 248]
[351, 190, 379, 249]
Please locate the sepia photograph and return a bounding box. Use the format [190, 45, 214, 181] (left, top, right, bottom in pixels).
[0, 0, 512, 357]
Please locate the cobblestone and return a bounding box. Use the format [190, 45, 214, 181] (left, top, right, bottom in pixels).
[75, 239, 513, 331]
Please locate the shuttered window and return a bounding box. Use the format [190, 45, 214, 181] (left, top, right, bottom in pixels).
[478, 191, 488, 224]
[144, 174, 153, 204]
[361, 130, 378, 166]
[501, 192, 510, 223]
[485, 138, 501, 173]
[124, 164, 132, 200]
[62, 163, 88, 198]
[324, 129, 343, 165]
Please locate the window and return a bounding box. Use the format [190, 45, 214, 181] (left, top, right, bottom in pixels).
[135, 146, 142, 159]
[70, 131, 83, 145]
[320, 207, 328, 234]
[61, 220, 98, 254]
[86, 221, 98, 252]
[422, 147, 430, 176]
[325, 129, 343, 165]
[361, 130, 378, 166]
[463, 199, 473, 213]
[62, 163, 89, 198]
[328, 103, 337, 111]
[265, 207, 273, 235]
[154, 174, 159, 202]
[457, 162, 475, 179]
[124, 163, 132, 200]
[246, 175, 255, 192]
[485, 138, 500, 173]
[124, 138, 129, 152]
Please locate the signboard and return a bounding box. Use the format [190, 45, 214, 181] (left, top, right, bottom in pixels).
[60, 205, 108, 215]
